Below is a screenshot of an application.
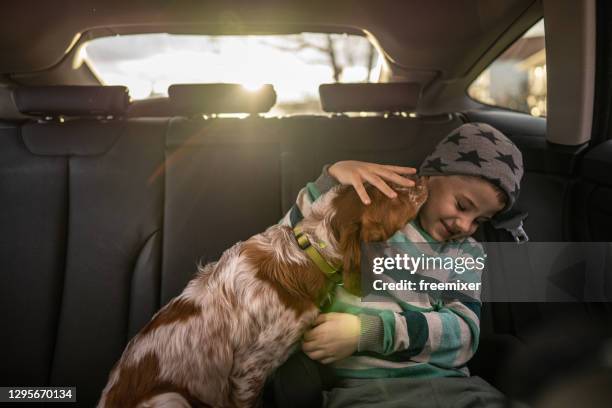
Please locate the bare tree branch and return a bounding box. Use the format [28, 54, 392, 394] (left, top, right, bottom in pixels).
[256, 34, 353, 82]
[326, 35, 341, 82]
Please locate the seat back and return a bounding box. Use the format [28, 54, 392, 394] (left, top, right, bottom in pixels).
[0, 87, 168, 406]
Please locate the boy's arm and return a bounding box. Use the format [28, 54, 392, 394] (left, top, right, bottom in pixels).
[279, 165, 339, 227]
[279, 161, 416, 227]
[358, 300, 481, 368]
[358, 241, 484, 369]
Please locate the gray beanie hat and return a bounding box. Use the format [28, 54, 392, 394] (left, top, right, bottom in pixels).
[419, 123, 524, 212]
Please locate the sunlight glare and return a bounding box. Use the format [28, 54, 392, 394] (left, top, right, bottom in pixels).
[242, 82, 265, 92]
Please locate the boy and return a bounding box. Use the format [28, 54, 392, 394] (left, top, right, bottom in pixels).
[276, 123, 524, 407]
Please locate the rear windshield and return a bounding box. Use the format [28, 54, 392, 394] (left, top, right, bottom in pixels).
[82, 33, 382, 115]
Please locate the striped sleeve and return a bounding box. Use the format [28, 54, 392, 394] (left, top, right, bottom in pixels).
[365, 299, 481, 369]
[279, 164, 339, 227]
[362, 239, 484, 369]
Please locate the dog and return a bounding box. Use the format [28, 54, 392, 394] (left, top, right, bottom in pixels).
[98, 180, 428, 407]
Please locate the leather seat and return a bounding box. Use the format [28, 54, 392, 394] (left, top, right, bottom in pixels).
[0, 86, 168, 406]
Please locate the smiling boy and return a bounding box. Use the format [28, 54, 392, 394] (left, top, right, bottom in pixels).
[277, 122, 524, 407]
[418, 175, 506, 241]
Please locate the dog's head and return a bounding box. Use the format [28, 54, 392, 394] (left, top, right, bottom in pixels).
[305, 178, 428, 296]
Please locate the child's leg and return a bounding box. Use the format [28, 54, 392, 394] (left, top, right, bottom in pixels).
[265, 351, 336, 408]
[323, 376, 507, 408]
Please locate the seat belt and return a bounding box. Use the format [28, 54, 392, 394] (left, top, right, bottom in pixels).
[491, 210, 529, 244]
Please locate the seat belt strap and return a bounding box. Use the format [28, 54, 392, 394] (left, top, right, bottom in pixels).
[491, 210, 529, 244]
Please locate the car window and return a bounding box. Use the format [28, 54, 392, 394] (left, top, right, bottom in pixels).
[80, 33, 382, 116]
[468, 19, 546, 117]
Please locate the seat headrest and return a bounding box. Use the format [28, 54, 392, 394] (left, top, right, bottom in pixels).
[319, 83, 421, 113]
[13, 86, 129, 117]
[168, 84, 276, 115]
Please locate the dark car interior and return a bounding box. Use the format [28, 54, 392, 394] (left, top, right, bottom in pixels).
[1, 0, 612, 407]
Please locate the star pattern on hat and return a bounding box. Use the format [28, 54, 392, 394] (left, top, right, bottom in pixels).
[456, 150, 488, 168]
[494, 151, 519, 174]
[477, 131, 498, 144]
[423, 157, 448, 172]
[443, 132, 466, 146]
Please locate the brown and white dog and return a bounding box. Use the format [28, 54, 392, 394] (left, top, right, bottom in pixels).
[98, 181, 428, 408]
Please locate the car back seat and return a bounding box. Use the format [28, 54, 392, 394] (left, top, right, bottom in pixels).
[1, 82, 557, 406]
[0, 118, 67, 387]
[0, 86, 169, 406]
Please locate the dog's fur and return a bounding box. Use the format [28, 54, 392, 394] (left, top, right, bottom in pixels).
[98, 181, 428, 408]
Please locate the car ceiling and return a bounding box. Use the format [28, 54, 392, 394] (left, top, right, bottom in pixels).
[1, 0, 537, 82]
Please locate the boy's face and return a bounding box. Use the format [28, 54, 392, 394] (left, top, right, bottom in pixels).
[418, 175, 505, 242]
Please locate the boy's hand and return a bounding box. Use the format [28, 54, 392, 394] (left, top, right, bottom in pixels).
[328, 160, 417, 205]
[301, 312, 360, 364]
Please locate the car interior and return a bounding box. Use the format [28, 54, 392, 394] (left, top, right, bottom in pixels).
[1, 0, 612, 407]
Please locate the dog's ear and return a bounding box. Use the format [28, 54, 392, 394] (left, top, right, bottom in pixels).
[340, 227, 363, 297]
[330, 186, 361, 241]
[330, 186, 365, 296]
[329, 184, 425, 297]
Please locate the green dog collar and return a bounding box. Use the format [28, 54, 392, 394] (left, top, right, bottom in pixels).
[293, 225, 342, 282]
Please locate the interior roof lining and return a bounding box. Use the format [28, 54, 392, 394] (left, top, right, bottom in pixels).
[0, 0, 537, 75]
